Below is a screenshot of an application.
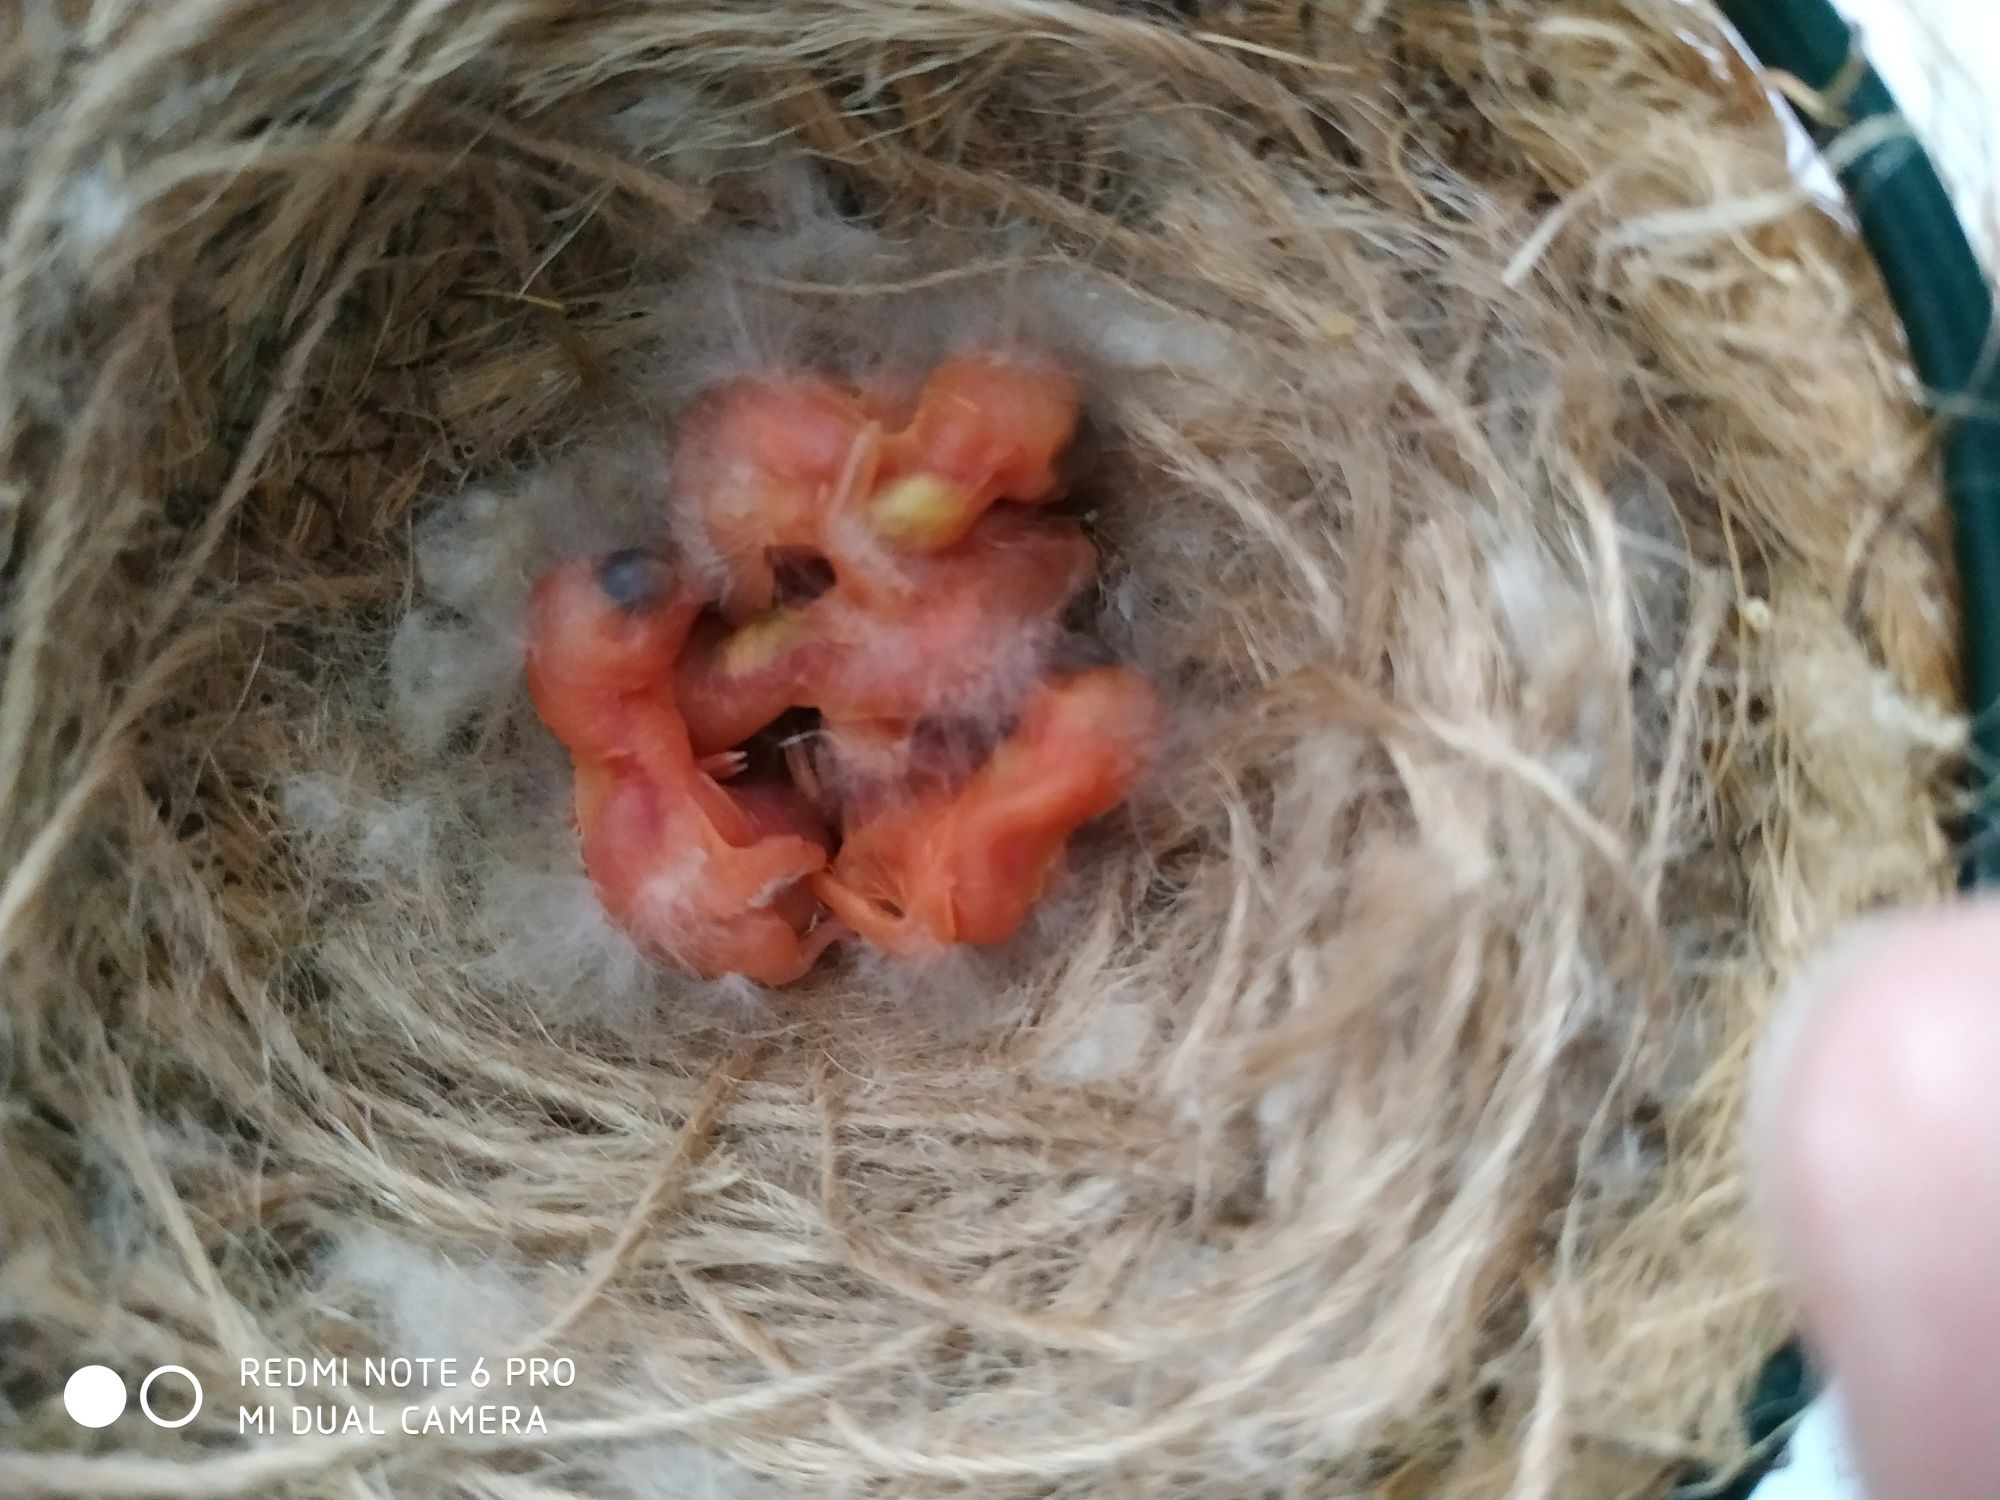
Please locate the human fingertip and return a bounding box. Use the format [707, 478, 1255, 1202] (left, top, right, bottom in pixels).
[1750, 898, 2000, 1500]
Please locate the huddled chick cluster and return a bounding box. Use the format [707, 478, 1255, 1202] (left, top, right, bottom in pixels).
[525, 355, 1161, 983]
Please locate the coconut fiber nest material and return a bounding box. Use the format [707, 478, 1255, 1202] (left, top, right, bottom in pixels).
[0, 3, 1970, 1498]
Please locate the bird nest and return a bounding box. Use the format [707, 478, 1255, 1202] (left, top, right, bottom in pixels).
[0, 4, 1965, 1498]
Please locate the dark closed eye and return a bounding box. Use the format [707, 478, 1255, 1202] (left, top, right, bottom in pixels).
[598, 550, 663, 612]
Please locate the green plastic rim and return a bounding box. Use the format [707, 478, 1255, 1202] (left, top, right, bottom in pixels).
[1708, 3, 1998, 1493]
[1720, 0, 2000, 889]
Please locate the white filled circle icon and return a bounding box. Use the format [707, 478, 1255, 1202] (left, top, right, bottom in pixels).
[139, 1365, 203, 1428]
[63, 1366, 128, 1428]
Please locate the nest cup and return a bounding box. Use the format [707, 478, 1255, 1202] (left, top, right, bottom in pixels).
[0, 5, 1970, 1499]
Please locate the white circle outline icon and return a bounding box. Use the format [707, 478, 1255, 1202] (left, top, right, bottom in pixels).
[63, 1365, 128, 1428]
[139, 1365, 203, 1429]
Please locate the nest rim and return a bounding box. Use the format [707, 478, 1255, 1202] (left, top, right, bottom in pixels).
[1714, 3, 1999, 1492]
